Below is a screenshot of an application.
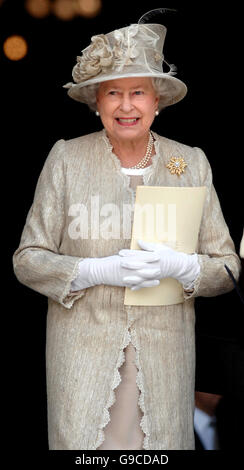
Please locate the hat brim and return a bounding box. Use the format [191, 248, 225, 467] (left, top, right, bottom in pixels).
[64, 72, 187, 109]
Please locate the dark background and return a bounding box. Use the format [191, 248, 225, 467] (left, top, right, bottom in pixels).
[2, 0, 243, 457]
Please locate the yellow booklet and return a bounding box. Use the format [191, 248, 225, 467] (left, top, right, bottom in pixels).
[124, 186, 206, 306]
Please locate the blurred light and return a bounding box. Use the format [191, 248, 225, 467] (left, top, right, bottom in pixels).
[52, 0, 76, 20]
[25, 0, 51, 19]
[75, 0, 102, 18]
[3, 35, 28, 61]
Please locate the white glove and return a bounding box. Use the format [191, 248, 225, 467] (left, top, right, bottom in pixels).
[119, 240, 200, 291]
[70, 252, 161, 291]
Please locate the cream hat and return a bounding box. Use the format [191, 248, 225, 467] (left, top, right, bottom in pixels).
[63, 22, 187, 108]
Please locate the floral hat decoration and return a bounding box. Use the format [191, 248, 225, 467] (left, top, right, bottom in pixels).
[63, 9, 187, 109]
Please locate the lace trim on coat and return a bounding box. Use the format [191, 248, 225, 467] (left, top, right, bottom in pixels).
[129, 327, 150, 450]
[101, 128, 161, 198]
[94, 326, 150, 450]
[94, 327, 132, 449]
[183, 254, 203, 300]
[61, 258, 86, 309]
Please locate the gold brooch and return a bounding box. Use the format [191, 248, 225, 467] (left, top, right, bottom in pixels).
[166, 156, 187, 176]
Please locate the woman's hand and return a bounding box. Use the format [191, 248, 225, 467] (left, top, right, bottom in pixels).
[119, 240, 200, 290]
[71, 252, 161, 291]
[71, 241, 200, 292]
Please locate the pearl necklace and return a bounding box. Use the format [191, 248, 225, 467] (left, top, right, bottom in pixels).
[129, 131, 154, 169]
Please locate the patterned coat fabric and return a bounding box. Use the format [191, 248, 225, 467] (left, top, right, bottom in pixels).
[12, 130, 240, 450]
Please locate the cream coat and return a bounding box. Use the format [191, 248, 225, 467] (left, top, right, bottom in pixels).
[13, 129, 240, 450]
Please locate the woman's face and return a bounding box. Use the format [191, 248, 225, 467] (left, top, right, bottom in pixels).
[96, 77, 159, 143]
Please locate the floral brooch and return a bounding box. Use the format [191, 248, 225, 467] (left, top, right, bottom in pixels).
[166, 156, 187, 176]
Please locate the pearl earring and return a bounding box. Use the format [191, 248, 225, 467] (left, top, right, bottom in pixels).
[95, 110, 100, 116]
[155, 110, 159, 116]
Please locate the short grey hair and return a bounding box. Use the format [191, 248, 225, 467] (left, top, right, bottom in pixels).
[82, 77, 171, 112]
[151, 77, 171, 112]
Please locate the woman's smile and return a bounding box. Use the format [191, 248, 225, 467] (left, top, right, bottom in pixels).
[115, 117, 140, 126]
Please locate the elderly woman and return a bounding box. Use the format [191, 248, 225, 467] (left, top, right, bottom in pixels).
[13, 18, 240, 450]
